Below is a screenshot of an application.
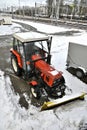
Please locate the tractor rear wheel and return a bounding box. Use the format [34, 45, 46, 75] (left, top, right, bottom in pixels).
[11, 54, 22, 76]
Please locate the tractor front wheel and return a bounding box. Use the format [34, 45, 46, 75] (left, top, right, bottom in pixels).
[30, 86, 41, 99]
[11, 54, 22, 76]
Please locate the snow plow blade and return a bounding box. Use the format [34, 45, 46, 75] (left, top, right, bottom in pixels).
[41, 93, 86, 111]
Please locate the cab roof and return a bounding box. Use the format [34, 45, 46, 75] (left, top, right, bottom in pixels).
[13, 32, 49, 43]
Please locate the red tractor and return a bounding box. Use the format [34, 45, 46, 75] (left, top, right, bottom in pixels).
[10, 32, 66, 99]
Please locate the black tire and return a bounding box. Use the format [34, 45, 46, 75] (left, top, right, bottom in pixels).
[61, 89, 65, 97]
[11, 54, 22, 76]
[30, 86, 41, 99]
[75, 68, 84, 79]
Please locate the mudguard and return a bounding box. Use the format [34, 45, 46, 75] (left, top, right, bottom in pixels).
[10, 48, 23, 68]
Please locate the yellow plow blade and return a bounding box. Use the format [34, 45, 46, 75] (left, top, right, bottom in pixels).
[41, 92, 86, 111]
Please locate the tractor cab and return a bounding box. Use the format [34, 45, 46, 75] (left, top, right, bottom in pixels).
[10, 31, 66, 99]
[10, 32, 52, 77]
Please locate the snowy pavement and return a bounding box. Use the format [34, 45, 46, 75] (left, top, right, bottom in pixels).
[0, 19, 87, 130]
[0, 23, 22, 36]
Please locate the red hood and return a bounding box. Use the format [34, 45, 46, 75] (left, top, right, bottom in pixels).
[32, 54, 62, 86]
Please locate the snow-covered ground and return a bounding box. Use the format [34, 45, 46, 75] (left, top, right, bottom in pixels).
[0, 19, 87, 130]
[0, 22, 22, 36]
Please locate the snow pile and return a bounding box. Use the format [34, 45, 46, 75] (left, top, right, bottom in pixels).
[12, 19, 84, 34]
[0, 71, 19, 130]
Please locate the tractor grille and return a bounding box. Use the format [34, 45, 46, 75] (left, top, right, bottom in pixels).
[52, 76, 65, 88]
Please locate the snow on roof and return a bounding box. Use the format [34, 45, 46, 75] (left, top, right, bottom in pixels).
[13, 32, 49, 43]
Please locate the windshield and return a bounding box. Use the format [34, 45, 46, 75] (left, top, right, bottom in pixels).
[24, 40, 48, 61]
[35, 41, 48, 52]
